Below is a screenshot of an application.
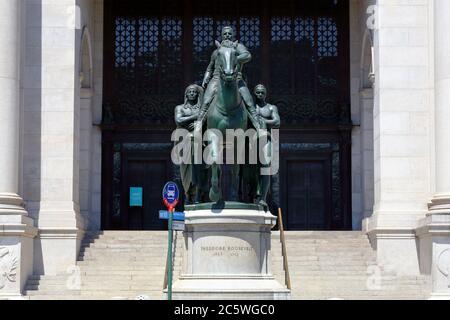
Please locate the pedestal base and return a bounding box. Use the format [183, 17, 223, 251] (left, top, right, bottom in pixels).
[429, 293, 450, 300]
[0, 194, 37, 297]
[169, 277, 290, 300]
[171, 203, 290, 300]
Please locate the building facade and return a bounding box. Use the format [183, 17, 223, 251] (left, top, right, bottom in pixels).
[0, 0, 449, 298]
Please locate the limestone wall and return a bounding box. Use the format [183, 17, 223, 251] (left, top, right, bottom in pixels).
[350, 0, 376, 230]
[364, 0, 434, 276]
[21, 0, 95, 275]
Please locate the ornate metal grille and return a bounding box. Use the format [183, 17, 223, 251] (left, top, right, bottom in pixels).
[104, 0, 349, 127]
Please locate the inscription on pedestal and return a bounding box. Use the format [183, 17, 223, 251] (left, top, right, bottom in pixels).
[201, 245, 254, 257]
[193, 235, 262, 274]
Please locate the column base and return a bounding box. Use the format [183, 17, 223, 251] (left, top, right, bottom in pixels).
[416, 208, 450, 297]
[0, 193, 28, 215]
[0, 193, 37, 297]
[34, 228, 85, 275]
[428, 194, 450, 214]
[363, 212, 422, 276]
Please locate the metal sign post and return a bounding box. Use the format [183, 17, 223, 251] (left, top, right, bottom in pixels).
[162, 181, 179, 301]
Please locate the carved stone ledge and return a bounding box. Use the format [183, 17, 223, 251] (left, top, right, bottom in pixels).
[428, 194, 450, 214]
[0, 193, 27, 216]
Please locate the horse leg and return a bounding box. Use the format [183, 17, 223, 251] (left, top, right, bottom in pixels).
[229, 164, 240, 201]
[229, 130, 246, 202]
[208, 131, 222, 202]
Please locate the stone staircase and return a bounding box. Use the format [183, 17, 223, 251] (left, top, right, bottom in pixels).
[271, 231, 431, 300]
[24, 231, 183, 300]
[24, 230, 431, 300]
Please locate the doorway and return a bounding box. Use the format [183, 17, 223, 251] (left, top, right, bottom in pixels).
[101, 0, 351, 230]
[121, 152, 171, 230]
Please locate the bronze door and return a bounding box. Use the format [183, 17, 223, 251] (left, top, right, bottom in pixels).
[285, 159, 331, 230]
[121, 152, 171, 230]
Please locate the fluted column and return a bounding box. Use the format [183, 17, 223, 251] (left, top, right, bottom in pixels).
[0, 0, 26, 215]
[0, 0, 36, 298]
[431, 0, 450, 212]
[416, 0, 450, 299]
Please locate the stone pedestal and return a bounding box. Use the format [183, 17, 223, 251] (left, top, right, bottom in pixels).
[417, 210, 450, 299]
[0, 195, 37, 298]
[169, 203, 290, 300]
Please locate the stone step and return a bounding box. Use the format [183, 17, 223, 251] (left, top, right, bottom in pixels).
[280, 270, 389, 276]
[80, 249, 174, 254]
[28, 271, 175, 280]
[76, 260, 176, 266]
[282, 248, 375, 252]
[279, 237, 371, 241]
[80, 241, 174, 246]
[281, 240, 372, 244]
[28, 271, 174, 281]
[282, 245, 375, 251]
[25, 290, 164, 297]
[75, 269, 180, 276]
[81, 236, 178, 242]
[26, 284, 165, 291]
[274, 231, 367, 237]
[26, 231, 183, 300]
[26, 295, 158, 300]
[80, 243, 167, 252]
[26, 230, 430, 300]
[281, 239, 373, 243]
[78, 253, 178, 259]
[290, 288, 430, 294]
[72, 265, 175, 271]
[83, 231, 171, 236]
[280, 246, 375, 251]
[77, 255, 178, 261]
[279, 275, 431, 283]
[290, 287, 431, 294]
[77, 256, 177, 262]
[79, 248, 181, 254]
[83, 234, 173, 239]
[293, 295, 428, 300]
[274, 266, 376, 272]
[27, 275, 170, 284]
[81, 241, 171, 246]
[272, 257, 377, 263]
[289, 284, 430, 292]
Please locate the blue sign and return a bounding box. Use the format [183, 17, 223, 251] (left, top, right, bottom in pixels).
[162, 181, 179, 206]
[159, 210, 185, 221]
[129, 187, 143, 207]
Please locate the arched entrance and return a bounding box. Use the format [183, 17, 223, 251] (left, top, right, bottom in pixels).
[101, 0, 351, 230]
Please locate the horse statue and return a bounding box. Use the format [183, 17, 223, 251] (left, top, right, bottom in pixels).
[203, 42, 248, 202]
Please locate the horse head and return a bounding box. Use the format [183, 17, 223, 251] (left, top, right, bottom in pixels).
[216, 40, 239, 83]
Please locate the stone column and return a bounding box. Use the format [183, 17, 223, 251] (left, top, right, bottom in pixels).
[364, 1, 431, 276]
[0, 0, 37, 298]
[431, 0, 450, 210]
[417, 0, 450, 299]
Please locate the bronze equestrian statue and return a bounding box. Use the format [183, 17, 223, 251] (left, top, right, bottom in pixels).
[175, 26, 279, 207]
